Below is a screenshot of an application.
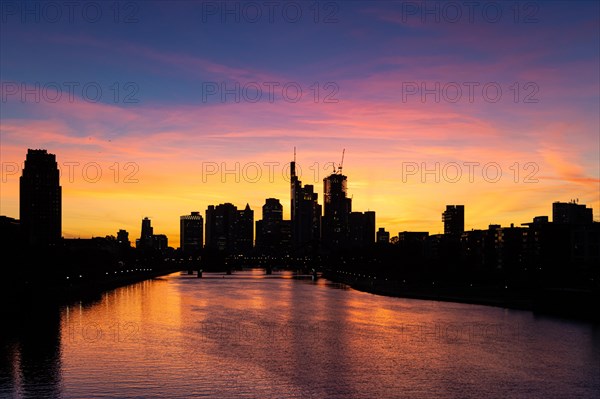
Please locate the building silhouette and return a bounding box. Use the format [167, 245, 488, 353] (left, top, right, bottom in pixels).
[136, 217, 153, 249]
[322, 171, 352, 250]
[117, 229, 130, 247]
[280, 220, 292, 253]
[152, 234, 168, 252]
[256, 198, 289, 255]
[443, 205, 464, 237]
[460, 225, 499, 279]
[398, 231, 429, 243]
[376, 227, 390, 244]
[206, 203, 236, 252]
[19, 149, 62, 246]
[551, 202, 598, 271]
[290, 154, 321, 254]
[135, 217, 169, 255]
[180, 212, 203, 255]
[235, 204, 254, 254]
[493, 223, 525, 279]
[348, 211, 376, 247]
[205, 203, 253, 254]
[553, 201, 593, 224]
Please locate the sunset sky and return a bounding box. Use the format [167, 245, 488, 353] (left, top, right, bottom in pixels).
[1, 1, 599, 247]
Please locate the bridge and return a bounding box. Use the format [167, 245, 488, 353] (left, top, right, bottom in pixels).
[181, 268, 319, 280]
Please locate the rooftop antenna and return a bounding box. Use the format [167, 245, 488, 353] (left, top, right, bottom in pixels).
[294, 146, 296, 163]
[337, 148, 345, 174]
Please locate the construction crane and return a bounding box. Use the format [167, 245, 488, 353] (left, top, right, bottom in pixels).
[337, 149, 345, 174]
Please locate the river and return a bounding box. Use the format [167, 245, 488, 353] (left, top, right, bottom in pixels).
[1, 269, 599, 398]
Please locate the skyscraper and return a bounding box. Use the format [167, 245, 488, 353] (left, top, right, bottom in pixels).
[235, 204, 254, 254]
[290, 153, 322, 253]
[137, 217, 153, 249]
[20, 149, 62, 246]
[322, 171, 352, 250]
[205, 203, 253, 254]
[443, 205, 465, 237]
[256, 198, 283, 254]
[206, 203, 236, 252]
[180, 212, 203, 254]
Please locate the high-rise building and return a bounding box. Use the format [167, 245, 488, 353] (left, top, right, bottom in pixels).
[443, 205, 464, 237]
[20, 149, 62, 246]
[180, 212, 203, 254]
[117, 229, 130, 247]
[206, 203, 236, 252]
[205, 203, 253, 254]
[138, 217, 154, 249]
[290, 153, 321, 253]
[256, 198, 283, 254]
[348, 211, 376, 247]
[552, 201, 593, 224]
[263, 198, 283, 228]
[152, 234, 168, 252]
[322, 172, 352, 250]
[235, 204, 254, 254]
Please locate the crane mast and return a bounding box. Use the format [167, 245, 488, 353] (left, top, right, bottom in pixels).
[337, 149, 345, 174]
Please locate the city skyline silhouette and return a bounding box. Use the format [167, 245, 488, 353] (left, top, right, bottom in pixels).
[3, 147, 597, 252]
[1, 2, 599, 244]
[1, 2, 599, 398]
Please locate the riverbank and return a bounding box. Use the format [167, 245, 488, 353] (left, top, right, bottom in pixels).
[0, 268, 182, 311]
[322, 270, 599, 321]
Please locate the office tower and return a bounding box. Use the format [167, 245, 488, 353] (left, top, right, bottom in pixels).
[290, 152, 321, 253]
[552, 201, 593, 224]
[180, 212, 203, 254]
[137, 217, 153, 249]
[206, 203, 237, 252]
[443, 205, 465, 237]
[20, 149, 62, 246]
[117, 229, 130, 247]
[322, 171, 352, 250]
[348, 211, 376, 247]
[152, 234, 168, 252]
[205, 203, 253, 254]
[376, 227, 390, 244]
[256, 198, 283, 254]
[235, 204, 254, 254]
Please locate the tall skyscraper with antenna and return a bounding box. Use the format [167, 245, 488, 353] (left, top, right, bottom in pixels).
[290, 148, 321, 254]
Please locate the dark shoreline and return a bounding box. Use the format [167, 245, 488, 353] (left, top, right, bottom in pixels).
[322, 270, 599, 322]
[0, 268, 182, 312]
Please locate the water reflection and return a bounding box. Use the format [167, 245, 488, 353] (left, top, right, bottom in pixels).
[0, 270, 598, 398]
[0, 303, 62, 398]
